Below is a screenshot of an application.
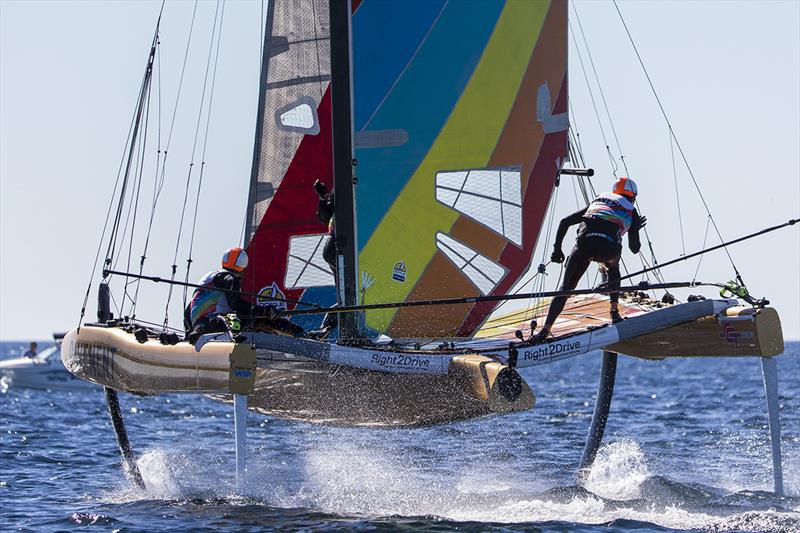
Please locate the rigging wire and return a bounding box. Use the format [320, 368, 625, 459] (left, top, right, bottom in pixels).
[116, 91, 152, 316]
[569, 21, 617, 176]
[131, 32, 164, 318]
[309, 0, 326, 100]
[78, 105, 139, 328]
[572, 3, 629, 176]
[571, 3, 669, 296]
[104, 40, 159, 271]
[669, 129, 687, 256]
[692, 216, 712, 283]
[133, 1, 200, 318]
[612, 0, 746, 287]
[182, 0, 227, 310]
[156, 0, 206, 329]
[78, 19, 161, 329]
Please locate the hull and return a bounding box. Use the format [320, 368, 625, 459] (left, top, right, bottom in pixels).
[60, 298, 781, 427]
[224, 362, 531, 427]
[480, 296, 784, 359]
[609, 305, 784, 358]
[62, 326, 534, 427]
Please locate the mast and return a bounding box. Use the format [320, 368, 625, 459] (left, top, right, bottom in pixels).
[329, 0, 359, 338]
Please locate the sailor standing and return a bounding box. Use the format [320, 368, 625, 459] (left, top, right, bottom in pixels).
[531, 177, 646, 342]
[309, 179, 338, 339]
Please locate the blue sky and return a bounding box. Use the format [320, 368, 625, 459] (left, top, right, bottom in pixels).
[1, 0, 798, 340]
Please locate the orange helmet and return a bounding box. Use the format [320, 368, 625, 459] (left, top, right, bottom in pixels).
[221, 247, 248, 274]
[613, 176, 638, 199]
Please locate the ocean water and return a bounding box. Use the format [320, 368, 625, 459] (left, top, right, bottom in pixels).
[1, 341, 798, 532]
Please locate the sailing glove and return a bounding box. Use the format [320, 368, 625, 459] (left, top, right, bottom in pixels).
[314, 179, 328, 199]
[551, 247, 565, 264]
[632, 215, 647, 231]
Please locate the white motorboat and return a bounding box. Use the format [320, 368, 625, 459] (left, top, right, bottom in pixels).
[1, 335, 97, 391]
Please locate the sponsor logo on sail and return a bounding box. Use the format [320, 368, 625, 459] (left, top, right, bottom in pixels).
[257, 282, 288, 310]
[392, 261, 406, 283]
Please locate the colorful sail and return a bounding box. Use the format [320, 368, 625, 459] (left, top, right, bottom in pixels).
[354, 0, 569, 337]
[243, 0, 568, 336]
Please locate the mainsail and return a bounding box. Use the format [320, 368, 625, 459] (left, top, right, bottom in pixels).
[243, 0, 568, 336]
[242, 0, 337, 329]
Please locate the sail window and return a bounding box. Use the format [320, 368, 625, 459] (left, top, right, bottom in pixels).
[536, 81, 568, 134]
[285, 234, 334, 288]
[435, 167, 523, 246]
[275, 96, 320, 135]
[435, 232, 506, 295]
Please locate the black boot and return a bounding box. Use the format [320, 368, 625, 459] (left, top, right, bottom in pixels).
[610, 309, 623, 323]
[307, 325, 333, 340]
[529, 327, 551, 344]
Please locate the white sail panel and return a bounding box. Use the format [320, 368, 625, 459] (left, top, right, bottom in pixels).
[435, 188, 460, 207]
[285, 234, 334, 288]
[454, 194, 503, 232]
[436, 170, 469, 191]
[436, 232, 506, 295]
[276, 96, 320, 134]
[463, 169, 500, 197]
[500, 170, 521, 204]
[435, 167, 523, 246]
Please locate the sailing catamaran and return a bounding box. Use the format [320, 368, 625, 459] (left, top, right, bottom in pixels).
[62, 0, 793, 495]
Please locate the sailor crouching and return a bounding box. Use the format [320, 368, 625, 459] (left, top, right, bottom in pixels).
[185, 247, 252, 344]
[184, 247, 304, 343]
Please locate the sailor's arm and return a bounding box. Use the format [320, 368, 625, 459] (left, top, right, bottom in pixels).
[551, 207, 587, 262]
[212, 272, 251, 315]
[628, 210, 646, 254]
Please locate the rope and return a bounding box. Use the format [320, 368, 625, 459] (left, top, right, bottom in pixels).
[284, 281, 712, 318]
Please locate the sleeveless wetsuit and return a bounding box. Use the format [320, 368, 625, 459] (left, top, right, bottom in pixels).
[543, 194, 643, 328]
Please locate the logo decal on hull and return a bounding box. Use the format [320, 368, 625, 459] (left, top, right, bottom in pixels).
[522, 339, 582, 362]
